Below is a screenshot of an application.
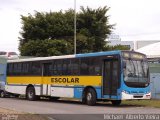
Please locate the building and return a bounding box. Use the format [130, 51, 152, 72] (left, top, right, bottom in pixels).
[149, 63, 160, 99]
[136, 42, 160, 99]
[108, 39, 160, 51]
[136, 42, 160, 58]
[134, 40, 160, 50]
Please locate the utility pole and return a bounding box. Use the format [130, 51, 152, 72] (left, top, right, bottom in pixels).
[74, 0, 76, 54]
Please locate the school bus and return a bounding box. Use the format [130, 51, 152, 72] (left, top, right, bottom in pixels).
[5, 51, 151, 105]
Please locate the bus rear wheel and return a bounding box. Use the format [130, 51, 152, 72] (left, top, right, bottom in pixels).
[0, 91, 5, 98]
[26, 87, 36, 101]
[111, 100, 121, 106]
[50, 97, 60, 101]
[86, 88, 97, 106]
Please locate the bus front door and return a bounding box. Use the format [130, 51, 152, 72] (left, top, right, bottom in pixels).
[41, 63, 52, 96]
[103, 58, 120, 98]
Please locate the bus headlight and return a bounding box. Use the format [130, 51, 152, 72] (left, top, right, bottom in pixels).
[122, 90, 130, 94]
[145, 92, 151, 98]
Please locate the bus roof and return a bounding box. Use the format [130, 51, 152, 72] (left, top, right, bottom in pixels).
[7, 50, 123, 63]
[8, 55, 75, 63]
[76, 50, 121, 58]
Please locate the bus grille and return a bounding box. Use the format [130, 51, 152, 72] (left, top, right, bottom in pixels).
[133, 95, 143, 98]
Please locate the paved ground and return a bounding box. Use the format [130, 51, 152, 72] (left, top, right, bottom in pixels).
[0, 98, 160, 120]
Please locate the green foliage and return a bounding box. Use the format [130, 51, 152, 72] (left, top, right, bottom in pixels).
[19, 6, 114, 56]
[105, 44, 130, 51]
[20, 39, 72, 57]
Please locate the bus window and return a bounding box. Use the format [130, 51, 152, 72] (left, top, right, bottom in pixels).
[80, 58, 89, 75]
[31, 62, 41, 75]
[89, 57, 101, 75]
[71, 58, 79, 75]
[53, 60, 63, 75]
[43, 63, 52, 76]
[8, 63, 13, 75]
[62, 59, 70, 75]
[22, 63, 29, 74]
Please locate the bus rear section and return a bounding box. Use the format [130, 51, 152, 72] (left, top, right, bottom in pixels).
[0, 57, 7, 97]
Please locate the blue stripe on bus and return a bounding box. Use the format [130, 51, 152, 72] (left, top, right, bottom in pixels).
[74, 86, 102, 99]
[75, 51, 121, 58]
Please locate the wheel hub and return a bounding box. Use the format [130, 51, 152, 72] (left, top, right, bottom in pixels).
[87, 93, 92, 101]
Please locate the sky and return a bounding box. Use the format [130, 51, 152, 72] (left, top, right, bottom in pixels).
[0, 0, 160, 54]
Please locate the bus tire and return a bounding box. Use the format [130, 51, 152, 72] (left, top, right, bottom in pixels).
[50, 97, 60, 101]
[0, 91, 5, 98]
[82, 92, 86, 104]
[86, 88, 97, 106]
[111, 100, 121, 106]
[14, 94, 19, 98]
[26, 87, 36, 101]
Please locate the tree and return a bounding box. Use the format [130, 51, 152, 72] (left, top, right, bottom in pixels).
[105, 44, 130, 51]
[20, 39, 72, 57]
[19, 6, 114, 56]
[77, 6, 113, 52]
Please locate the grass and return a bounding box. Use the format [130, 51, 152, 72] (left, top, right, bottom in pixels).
[121, 99, 160, 108]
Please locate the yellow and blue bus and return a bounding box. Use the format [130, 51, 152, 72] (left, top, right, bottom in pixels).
[5, 50, 151, 105]
[0, 57, 7, 97]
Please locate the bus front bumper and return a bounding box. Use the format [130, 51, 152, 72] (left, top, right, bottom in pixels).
[121, 91, 151, 100]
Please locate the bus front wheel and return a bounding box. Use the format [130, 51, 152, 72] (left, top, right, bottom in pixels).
[111, 100, 121, 106]
[26, 87, 36, 101]
[86, 88, 97, 106]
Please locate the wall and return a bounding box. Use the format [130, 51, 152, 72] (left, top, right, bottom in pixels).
[149, 63, 160, 99]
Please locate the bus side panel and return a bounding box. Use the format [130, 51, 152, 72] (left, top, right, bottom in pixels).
[51, 86, 74, 98]
[5, 84, 41, 95]
[5, 85, 26, 94]
[74, 87, 83, 99]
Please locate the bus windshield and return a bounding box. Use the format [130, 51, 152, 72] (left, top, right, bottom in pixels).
[123, 53, 149, 88]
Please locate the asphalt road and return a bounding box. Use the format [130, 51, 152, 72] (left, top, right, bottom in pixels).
[0, 98, 160, 120]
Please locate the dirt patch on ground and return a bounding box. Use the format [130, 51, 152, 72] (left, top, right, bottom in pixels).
[0, 107, 47, 120]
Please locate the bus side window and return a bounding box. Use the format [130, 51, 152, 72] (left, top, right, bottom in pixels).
[57, 60, 62, 75]
[89, 57, 101, 75]
[31, 62, 41, 76]
[13, 63, 18, 75]
[62, 59, 70, 75]
[17, 63, 22, 75]
[53, 60, 62, 75]
[43, 63, 52, 76]
[8, 63, 13, 75]
[80, 58, 89, 75]
[71, 58, 79, 75]
[22, 63, 29, 75]
[52, 61, 57, 75]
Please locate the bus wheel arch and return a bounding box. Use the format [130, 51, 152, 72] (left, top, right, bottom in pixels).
[82, 86, 97, 106]
[26, 84, 37, 101]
